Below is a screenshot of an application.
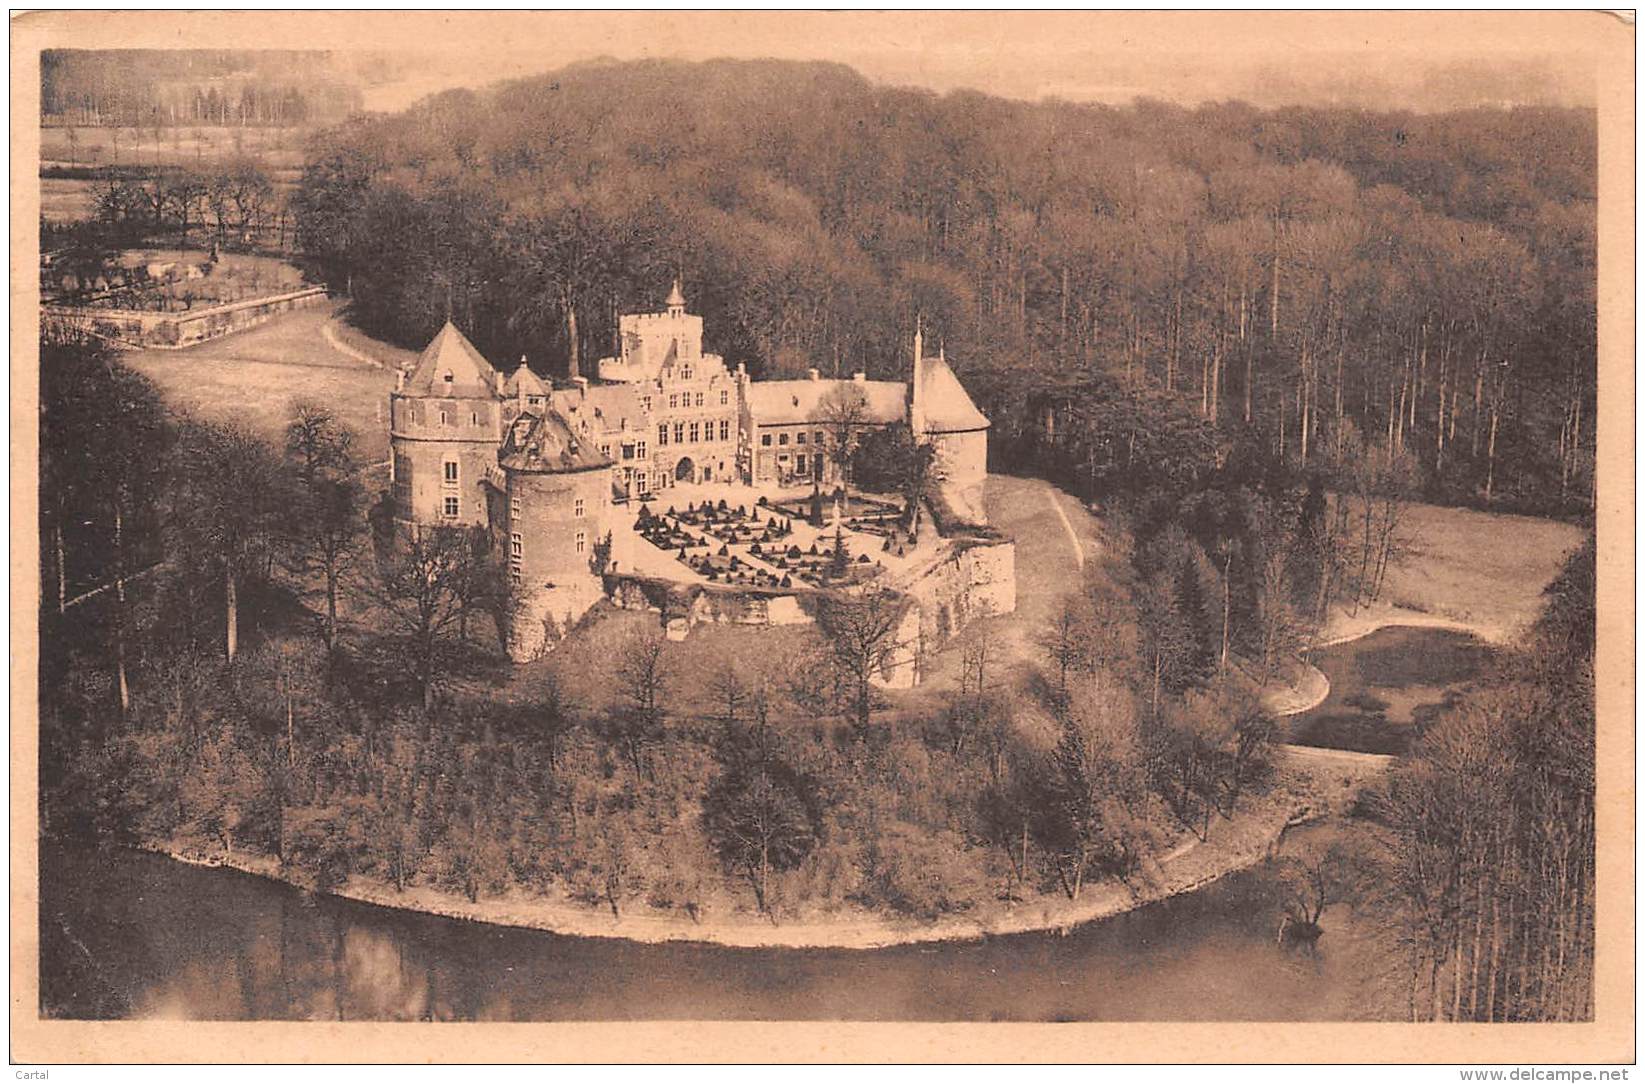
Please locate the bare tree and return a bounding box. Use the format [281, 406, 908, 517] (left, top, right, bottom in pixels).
[282, 403, 363, 652]
[608, 629, 670, 778]
[817, 381, 870, 490]
[816, 585, 909, 737]
[368, 525, 485, 710]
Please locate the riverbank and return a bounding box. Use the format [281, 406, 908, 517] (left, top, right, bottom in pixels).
[143, 792, 1306, 951]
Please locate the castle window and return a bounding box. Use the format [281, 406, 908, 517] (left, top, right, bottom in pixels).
[778, 432, 789, 446]
[814, 430, 824, 444]
[443, 459, 459, 486]
[637, 440, 647, 459]
[471, 412, 478, 426]
[797, 455, 810, 474]
[620, 417, 629, 431]
[511, 568, 522, 586]
[720, 389, 729, 405]
[682, 366, 693, 380]
[674, 422, 684, 444]
[719, 419, 729, 441]
[796, 431, 807, 445]
[761, 433, 772, 447]
[695, 392, 704, 407]
[574, 497, 585, 518]
[510, 532, 523, 559]
[443, 496, 460, 518]
[510, 496, 521, 519]
[689, 422, 700, 443]
[575, 530, 587, 554]
[600, 443, 611, 457]
[439, 409, 450, 427]
[669, 394, 679, 410]
[622, 444, 635, 460]
[641, 395, 652, 412]
[528, 395, 543, 409]
[658, 423, 668, 446]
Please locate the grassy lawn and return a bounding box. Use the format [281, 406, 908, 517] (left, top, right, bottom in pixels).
[1341, 499, 1586, 642]
[122, 300, 397, 463]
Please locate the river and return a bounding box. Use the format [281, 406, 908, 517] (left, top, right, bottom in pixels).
[38, 626, 1495, 1022]
[41, 838, 1385, 1022]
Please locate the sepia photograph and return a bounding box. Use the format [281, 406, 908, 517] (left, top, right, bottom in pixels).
[10, 8, 1634, 1065]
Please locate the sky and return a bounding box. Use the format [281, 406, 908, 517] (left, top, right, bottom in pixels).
[346, 11, 1606, 115]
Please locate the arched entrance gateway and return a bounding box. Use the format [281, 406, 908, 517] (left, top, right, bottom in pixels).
[674, 457, 696, 483]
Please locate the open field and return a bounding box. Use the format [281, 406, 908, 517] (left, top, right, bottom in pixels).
[39, 125, 309, 224]
[40, 124, 309, 171]
[1325, 499, 1587, 646]
[121, 300, 396, 464]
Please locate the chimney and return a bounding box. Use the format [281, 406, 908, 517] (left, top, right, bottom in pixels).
[852, 371, 866, 383]
[572, 375, 589, 392]
[395, 368, 405, 392]
[807, 368, 820, 381]
[495, 372, 505, 396]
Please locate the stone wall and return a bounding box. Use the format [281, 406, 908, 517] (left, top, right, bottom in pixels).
[890, 534, 1017, 680]
[603, 574, 812, 640]
[601, 530, 1016, 688]
[46, 286, 328, 349]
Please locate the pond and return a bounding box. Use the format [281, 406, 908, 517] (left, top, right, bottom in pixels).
[1283, 626, 1498, 755]
[39, 829, 1386, 1023]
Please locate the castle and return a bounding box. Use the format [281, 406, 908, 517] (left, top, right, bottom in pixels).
[388, 282, 995, 660]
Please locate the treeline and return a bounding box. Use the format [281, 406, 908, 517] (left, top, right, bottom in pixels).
[293, 58, 1595, 516]
[1368, 538, 1595, 1021]
[43, 49, 362, 128]
[40, 326, 1289, 926]
[88, 162, 288, 248]
[42, 162, 296, 276]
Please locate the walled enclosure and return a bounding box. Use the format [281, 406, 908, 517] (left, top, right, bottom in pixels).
[45, 286, 329, 348]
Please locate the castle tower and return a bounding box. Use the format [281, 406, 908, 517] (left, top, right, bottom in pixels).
[389, 321, 505, 533]
[497, 411, 613, 660]
[597, 279, 713, 383]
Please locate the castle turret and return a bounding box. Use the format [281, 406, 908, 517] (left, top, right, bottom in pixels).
[388, 321, 504, 532]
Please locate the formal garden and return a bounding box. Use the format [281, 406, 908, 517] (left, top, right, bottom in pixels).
[628, 491, 918, 590]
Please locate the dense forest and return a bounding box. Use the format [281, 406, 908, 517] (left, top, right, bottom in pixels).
[294, 58, 1596, 517]
[43, 49, 364, 128]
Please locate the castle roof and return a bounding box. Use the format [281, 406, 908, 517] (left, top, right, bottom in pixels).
[745, 377, 906, 426]
[551, 382, 648, 438]
[914, 352, 989, 433]
[506, 362, 549, 399]
[402, 321, 499, 399]
[498, 410, 610, 474]
[666, 278, 686, 308]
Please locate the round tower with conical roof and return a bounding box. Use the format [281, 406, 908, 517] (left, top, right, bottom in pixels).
[389, 321, 506, 533]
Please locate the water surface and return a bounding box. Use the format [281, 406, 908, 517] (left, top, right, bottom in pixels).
[41, 838, 1378, 1022]
[1285, 626, 1495, 755]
